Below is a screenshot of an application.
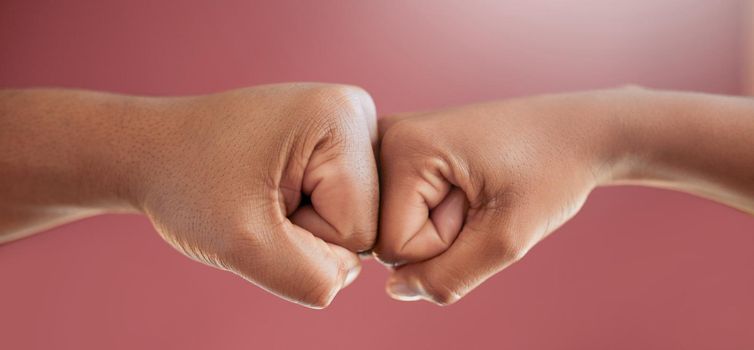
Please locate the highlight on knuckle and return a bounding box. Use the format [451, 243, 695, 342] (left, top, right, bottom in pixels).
[421, 273, 463, 306]
[300, 280, 338, 309]
[381, 118, 440, 161]
[298, 260, 347, 309]
[345, 227, 377, 253]
[298, 85, 373, 151]
[305, 85, 370, 125]
[489, 231, 530, 265]
[216, 231, 267, 274]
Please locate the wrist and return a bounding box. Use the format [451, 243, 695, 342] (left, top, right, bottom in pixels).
[540, 87, 653, 188]
[590, 86, 661, 186]
[593, 87, 735, 190]
[77, 93, 174, 213]
[544, 86, 686, 189]
[0, 90, 164, 220]
[597, 88, 754, 213]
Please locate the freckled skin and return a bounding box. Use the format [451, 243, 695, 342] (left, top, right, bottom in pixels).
[375, 87, 754, 305]
[0, 83, 379, 309]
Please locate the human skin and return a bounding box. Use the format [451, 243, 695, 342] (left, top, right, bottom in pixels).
[0, 83, 379, 308]
[375, 87, 754, 305]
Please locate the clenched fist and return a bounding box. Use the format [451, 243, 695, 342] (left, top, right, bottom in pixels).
[375, 87, 754, 305]
[0, 84, 379, 308]
[4, 85, 754, 308]
[138, 84, 379, 308]
[374, 93, 606, 305]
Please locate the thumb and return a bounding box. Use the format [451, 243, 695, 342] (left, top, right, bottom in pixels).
[221, 217, 360, 309]
[385, 208, 530, 305]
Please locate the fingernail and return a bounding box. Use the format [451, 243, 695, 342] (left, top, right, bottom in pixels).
[387, 280, 422, 301]
[343, 265, 361, 288]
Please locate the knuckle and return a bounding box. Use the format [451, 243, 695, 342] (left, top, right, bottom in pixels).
[505, 245, 529, 263]
[330, 206, 378, 253]
[381, 118, 428, 149]
[421, 274, 464, 306]
[298, 259, 347, 309]
[300, 281, 338, 309]
[344, 227, 377, 253]
[304, 85, 373, 125]
[466, 210, 532, 265]
[334, 205, 379, 254]
[380, 119, 443, 167]
[216, 232, 267, 273]
[298, 85, 376, 152]
[488, 231, 530, 264]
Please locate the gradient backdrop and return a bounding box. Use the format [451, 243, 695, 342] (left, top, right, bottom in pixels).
[1, 1, 753, 349]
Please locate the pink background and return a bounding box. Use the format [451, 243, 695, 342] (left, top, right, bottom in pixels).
[1, 1, 753, 349]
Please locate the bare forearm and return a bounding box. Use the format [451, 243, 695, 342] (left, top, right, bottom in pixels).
[607, 88, 754, 213]
[0, 89, 150, 242]
[0, 84, 381, 308]
[374, 87, 754, 305]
